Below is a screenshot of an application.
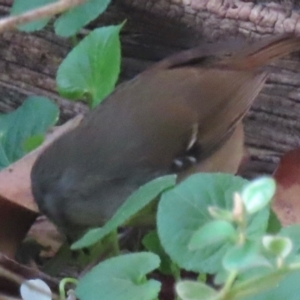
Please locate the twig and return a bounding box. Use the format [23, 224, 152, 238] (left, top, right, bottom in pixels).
[0, 265, 59, 300]
[0, 0, 88, 33]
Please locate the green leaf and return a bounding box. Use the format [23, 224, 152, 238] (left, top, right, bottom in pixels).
[267, 210, 282, 234]
[231, 269, 300, 300]
[208, 206, 233, 222]
[231, 227, 300, 300]
[236, 265, 274, 283]
[241, 177, 276, 214]
[188, 220, 236, 251]
[213, 268, 229, 285]
[54, 0, 111, 37]
[223, 240, 270, 272]
[23, 134, 45, 153]
[157, 173, 269, 274]
[262, 235, 292, 259]
[57, 24, 122, 108]
[10, 0, 55, 32]
[72, 175, 176, 249]
[277, 225, 300, 265]
[0, 96, 59, 169]
[75, 252, 161, 300]
[279, 224, 300, 255]
[176, 280, 218, 300]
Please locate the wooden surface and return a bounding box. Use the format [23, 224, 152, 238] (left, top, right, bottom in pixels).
[0, 0, 299, 179]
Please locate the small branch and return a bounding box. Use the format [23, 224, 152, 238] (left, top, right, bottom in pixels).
[0, 265, 60, 300]
[0, 0, 88, 33]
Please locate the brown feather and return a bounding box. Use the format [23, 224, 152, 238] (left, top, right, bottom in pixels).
[30, 34, 300, 238]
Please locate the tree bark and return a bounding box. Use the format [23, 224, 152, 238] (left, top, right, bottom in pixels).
[0, 0, 300, 177]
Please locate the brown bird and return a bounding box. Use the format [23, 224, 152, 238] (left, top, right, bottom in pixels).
[31, 34, 300, 240]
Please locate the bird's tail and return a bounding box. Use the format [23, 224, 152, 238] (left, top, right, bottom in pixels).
[221, 34, 300, 70]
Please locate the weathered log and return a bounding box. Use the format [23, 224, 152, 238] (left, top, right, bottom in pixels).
[0, 0, 299, 178]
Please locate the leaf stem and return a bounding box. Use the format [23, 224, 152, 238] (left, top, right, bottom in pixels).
[288, 262, 300, 270]
[218, 270, 237, 299]
[0, 0, 87, 33]
[59, 277, 78, 300]
[110, 229, 120, 256]
[226, 269, 289, 300]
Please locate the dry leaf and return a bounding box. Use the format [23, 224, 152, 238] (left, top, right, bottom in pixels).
[272, 148, 300, 226]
